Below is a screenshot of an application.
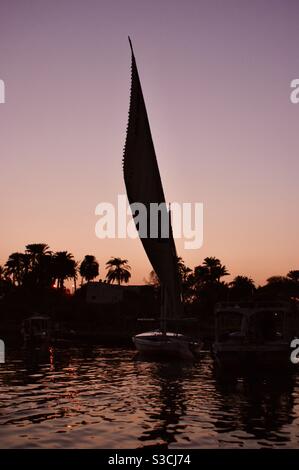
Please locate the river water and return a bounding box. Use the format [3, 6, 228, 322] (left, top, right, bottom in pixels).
[0, 344, 299, 448]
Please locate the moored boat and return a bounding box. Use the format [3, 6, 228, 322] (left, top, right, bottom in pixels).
[212, 300, 299, 369]
[133, 331, 202, 360]
[22, 314, 52, 346]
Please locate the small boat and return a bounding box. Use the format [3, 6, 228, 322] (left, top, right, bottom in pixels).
[212, 300, 299, 369]
[22, 314, 52, 346]
[123, 38, 202, 360]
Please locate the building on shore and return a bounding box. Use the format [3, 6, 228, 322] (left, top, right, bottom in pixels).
[86, 282, 158, 318]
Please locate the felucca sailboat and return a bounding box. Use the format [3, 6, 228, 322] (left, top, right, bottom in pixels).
[123, 38, 201, 360]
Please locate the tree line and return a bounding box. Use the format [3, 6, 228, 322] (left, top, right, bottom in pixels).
[1, 245, 298, 307]
[0, 243, 131, 291]
[148, 256, 299, 307]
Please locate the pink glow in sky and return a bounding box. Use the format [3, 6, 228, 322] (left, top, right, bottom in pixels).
[0, 0, 299, 285]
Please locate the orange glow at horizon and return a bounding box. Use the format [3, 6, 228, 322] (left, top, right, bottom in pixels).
[1, 1, 299, 287]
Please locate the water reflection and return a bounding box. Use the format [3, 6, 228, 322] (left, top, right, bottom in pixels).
[137, 361, 191, 447]
[213, 367, 296, 446]
[0, 345, 298, 448]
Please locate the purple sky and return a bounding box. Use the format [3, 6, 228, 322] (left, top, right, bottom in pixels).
[1, 0, 299, 285]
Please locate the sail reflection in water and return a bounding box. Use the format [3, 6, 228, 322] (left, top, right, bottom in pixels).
[0, 345, 299, 448]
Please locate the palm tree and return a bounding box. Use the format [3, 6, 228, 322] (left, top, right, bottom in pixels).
[229, 275, 256, 299]
[80, 255, 99, 283]
[25, 243, 51, 267]
[105, 257, 131, 285]
[202, 256, 230, 283]
[193, 264, 209, 284]
[287, 270, 299, 282]
[190, 257, 230, 309]
[176, 257, 193, 304]
[25, 243, 52, 286]
[192, 257, 229, 287]
[5, 252, 29, 286]
[52, 251, 77, 290]
[177, 257, 192, 283]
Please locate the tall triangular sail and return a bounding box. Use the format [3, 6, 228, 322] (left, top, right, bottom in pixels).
[123, 38, 182, 319]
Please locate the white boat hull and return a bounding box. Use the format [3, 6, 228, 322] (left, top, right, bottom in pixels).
[133, 331, 201, 360]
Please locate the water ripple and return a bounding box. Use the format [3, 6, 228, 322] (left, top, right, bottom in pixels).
[0, 345, 299, 448]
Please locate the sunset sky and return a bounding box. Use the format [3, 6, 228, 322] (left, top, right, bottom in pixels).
[1, 0, 299, 286]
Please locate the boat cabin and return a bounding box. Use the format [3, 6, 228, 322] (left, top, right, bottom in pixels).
[215, 301, 299, 345]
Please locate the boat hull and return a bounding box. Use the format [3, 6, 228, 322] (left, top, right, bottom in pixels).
[133, 331, 199, 360]
[212, 341, 293, 369]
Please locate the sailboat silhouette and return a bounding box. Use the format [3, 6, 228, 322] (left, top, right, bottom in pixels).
[123, 38, 202, 360]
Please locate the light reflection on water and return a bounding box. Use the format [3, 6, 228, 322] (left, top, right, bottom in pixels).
[0, 344, 299, 448]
